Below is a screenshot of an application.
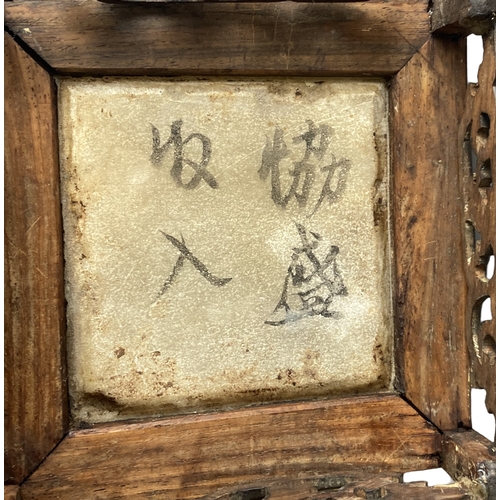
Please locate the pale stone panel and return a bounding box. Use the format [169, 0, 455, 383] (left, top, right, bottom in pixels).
[59, 78, 392, 423]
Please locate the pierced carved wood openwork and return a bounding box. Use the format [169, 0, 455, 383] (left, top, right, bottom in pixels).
[460, 30, 496, 416]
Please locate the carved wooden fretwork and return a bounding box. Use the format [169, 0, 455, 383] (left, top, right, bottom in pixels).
[460, 29, 496, 416]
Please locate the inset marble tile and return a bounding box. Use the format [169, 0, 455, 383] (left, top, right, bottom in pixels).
[59, 78, 392, 423]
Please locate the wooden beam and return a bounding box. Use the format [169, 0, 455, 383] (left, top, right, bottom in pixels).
[200, 472, 472, 499]
[4, 33, 68, 484]
[431, 0, 495, 34]
[99, 0, 366, 3]
[391, 35, 470, 430]
[20, 395, 440, 499]
[442, 430, 496, 499]
[5, 0, 430, 76]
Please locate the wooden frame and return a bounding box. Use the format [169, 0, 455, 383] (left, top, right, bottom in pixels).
[4, 1, 495, 498]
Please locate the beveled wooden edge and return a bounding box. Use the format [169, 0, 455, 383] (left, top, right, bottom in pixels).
[391, 34, 471, 431]
[4, 0, 430, 77]
[4, 32, 68, 485]
[19, 394, 442, 499]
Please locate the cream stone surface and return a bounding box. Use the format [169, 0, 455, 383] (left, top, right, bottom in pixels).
[59, 78, 392, 423]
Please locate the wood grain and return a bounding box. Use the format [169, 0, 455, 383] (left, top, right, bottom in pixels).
[459, 31, 496, 416]
[4, 486, 20, 500]
[201, 472, 471, 499]
[100, 0, 366, 3]
[5, 0, 430, 76]
[431, 0, 495, 34]
[20, 395, 440, 499]
[4, 33, 68, 484]
[442, 430, 496, 499]
[391, 36, 470, 431]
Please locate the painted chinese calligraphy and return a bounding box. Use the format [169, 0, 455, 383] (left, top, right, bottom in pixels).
[150, 120, 218, 189]
[158, 231, 232, 297]
[258, 120, 351, 214]
[265, 223, 347, 326]
[312, 155, 352, 215]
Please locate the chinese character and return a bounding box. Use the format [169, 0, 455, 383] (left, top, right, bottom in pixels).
[258, 121, 351, 214]
[158, 231, 231, 297]
[311, 155, 351, 215]
[259, 121, 331, 208]
[265, 223, 347, 326]
[150, 119, 218, 189]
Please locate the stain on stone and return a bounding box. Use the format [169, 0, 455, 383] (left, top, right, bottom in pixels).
[372, 129, 388, 229]
[372, 175, 385, 228]
[373, 343, 384, 364]
[76, 421, 94, 430]
[276, 368, 297, 386]
[114, 347, 125, 358]
[154, 381, 174, 392]
[301, 349, 320, 380]
[81, 391, 123, 411]
[237, 387, 281, 396]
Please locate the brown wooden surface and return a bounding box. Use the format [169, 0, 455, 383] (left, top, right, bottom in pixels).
[4, 0, 430, 76]
[100, 0, 366, 3]
[460, 31, 496, 416]
[20, 394, 440, 499]
[442, 430, 496, 499]
[3, 7, 487, 498]
[201, 473, 471, 499]
[4, 486, 21, 500]
[391, 35, 470, 431]
[431, 0, 495, 34]
[430, 0, 470, 30]
[4, 33, 68, 484]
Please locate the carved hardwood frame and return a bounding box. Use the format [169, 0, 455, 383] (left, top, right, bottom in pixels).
[4, 1, 496, 498]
